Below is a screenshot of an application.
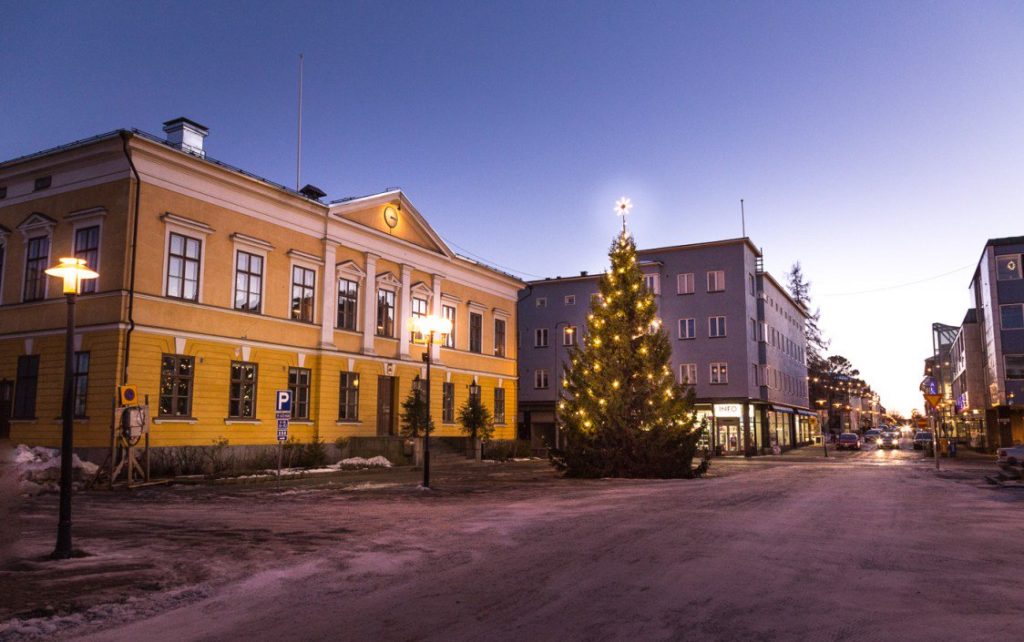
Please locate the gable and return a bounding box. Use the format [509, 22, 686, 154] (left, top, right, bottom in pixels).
[329, 191, 453, 259]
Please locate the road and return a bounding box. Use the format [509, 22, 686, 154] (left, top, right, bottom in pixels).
[2, 447, 1022, 641]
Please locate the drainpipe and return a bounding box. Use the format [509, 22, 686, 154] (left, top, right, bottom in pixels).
[119, 131, 141, 385]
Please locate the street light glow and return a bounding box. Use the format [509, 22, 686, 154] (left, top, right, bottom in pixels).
[45, 257, 99, 294]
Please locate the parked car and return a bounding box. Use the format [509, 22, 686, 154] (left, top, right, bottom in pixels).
[864, 429, 883, 443]
[996, 444, 1024, 465]
[880, 433, 899, 450]
[837, 433, 862, 450]
[913, 431, 934, 450]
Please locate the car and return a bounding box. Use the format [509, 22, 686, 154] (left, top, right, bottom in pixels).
[879, 433, 899, 450]
[863, 429, 883, 443]
[837, 433, 862, 450]
[913, 431, 934, 450]
[996, 444, 1024, 465]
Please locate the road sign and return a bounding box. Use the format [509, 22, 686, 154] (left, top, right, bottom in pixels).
[275, 390, 292, 412]
[915, 417, 928, 428]
[119, 384, 139, 406]
[924, 394, 942, 410]
[277, 418, 289, 441]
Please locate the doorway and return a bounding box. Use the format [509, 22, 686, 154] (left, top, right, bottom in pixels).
[0, 380, 11, 440]
[376, 376, 396, 436]
[716, 419, 741, 454]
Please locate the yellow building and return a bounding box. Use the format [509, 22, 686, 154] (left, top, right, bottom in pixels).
[0, 118, 521, 454]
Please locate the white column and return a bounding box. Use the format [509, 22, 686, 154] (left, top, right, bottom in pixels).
[431, 273, 443, 363]
[319, 241, 337, 349]
[362, 253, 378, 355]
[399, 264, 413, 358]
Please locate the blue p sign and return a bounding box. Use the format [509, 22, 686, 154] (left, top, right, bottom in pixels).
[276, 390, 292, 412]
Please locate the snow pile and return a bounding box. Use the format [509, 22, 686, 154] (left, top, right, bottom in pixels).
[335, 456, 392, 470]
[12, 445, 99, 494]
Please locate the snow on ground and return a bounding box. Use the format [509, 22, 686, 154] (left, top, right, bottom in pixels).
[10, 445, 98, 495]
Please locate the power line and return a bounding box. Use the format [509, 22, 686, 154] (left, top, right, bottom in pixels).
[820, 264, 973, 297]
[441, 237, 547, 280]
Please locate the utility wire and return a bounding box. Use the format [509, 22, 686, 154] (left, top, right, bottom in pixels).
[820, 263, 973, 297]
[441, 237, 547, 280]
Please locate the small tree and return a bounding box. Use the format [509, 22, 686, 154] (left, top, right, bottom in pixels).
[458, 394, 494, 442]
[400, 386, 434, 438]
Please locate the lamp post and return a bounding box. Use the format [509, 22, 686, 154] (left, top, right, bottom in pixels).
[553, 322, 575, 450]
[816, 399, 828, 457]
[409, 314, 452, 488]
[45, 257, 99, 559]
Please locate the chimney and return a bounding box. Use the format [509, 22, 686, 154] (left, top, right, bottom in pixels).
[163, 117, 209, 158]
[580, 271, 588, 276]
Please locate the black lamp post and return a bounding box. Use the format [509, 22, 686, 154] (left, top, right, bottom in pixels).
[45, 257, 98, 559]
[410, 315, 452, 488]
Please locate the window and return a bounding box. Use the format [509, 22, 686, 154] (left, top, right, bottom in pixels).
[563, 325, 577, 346]
[159, 354, 194, 417]
[996, 255, 1022, 281]
[291, 266, 316, 322]
[73, 352, 89, 418]
[469, 382, 482, 404]
[33, 176, 51, 191]
[442, 382, 455, 423]
[166, 233, 201, 301]
[411, 297, 428, 319]
[709, 316, 727, 338]
[536, 297, 547, 308]
[23, 236, 49, 301]
[752, 363, 760, 387]
[751, 318, 758, 341]
[710, 362, 728, 384]
[228, 362, 258, 418]
[676, 273, 694, 295]
[337, 278, 359, 330]
[1001, 304, 1024, 330]
[564, 295, 576, 306]
[534, 369, 549, 389]
[442, 304, 456, 348]
[535, 328, 549, 347]
[289, 367, 311, 420]
[494, 318, 506, 357]
[13, 355, 40, 419]
[678, 318, 696, 340]
[494, 388, 506, 424]
[376, 289, 395, 337]
[74, 226, 100, 294]
[707, 270, 725, 292]
[1005, 355, 1024, 379]
[644, 274, 660, 294]
[234, 251, 263, 312]
[469, 312, 483, 353]
[591, 293, 602, 306]
[680, 363, 697, 386]
[749, 274, 755, 296]
[338, 372, 359, 420]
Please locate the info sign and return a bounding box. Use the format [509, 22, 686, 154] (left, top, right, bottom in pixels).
[713, 403, 743, 418]
[275, 390, 292, 441]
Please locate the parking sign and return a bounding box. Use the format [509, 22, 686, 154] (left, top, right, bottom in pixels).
[276, 390, 292, 412]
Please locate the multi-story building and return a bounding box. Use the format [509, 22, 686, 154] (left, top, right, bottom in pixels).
[517, 237, 814, 455]
[0, 118, 521, 454]
[950, 310, 988, 444]
[968, 236, 1024, 446]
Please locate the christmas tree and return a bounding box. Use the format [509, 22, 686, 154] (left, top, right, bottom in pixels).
[551, 210, 707, 478]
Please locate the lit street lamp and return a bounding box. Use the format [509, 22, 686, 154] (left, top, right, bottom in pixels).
[409, 314, 452, 488]
[553, 322, 575, 450]
[45, 257, 98, 559]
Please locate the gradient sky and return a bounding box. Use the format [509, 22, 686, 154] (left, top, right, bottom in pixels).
[3, 1, 1022, 414]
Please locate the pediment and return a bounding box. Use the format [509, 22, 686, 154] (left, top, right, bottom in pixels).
[411, 281, 433, 298]
[17, 212, 57, 237]
[376, 271, 402, 289]
[329, 191, 455, 259]
[336, 260, 366, 280]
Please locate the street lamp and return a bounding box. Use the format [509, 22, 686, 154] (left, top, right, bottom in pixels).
[409, 314, 452, 488]
[45, 257, 99, 559]
[553, 322, 575, 450]
[815, 399, 829, 457]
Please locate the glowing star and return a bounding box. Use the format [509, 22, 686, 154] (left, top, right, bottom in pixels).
[614, 197, 633, 217]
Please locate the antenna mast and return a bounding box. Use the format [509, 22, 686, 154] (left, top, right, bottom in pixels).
[740, 198, 746, 237]
[296, 53, 303, 190]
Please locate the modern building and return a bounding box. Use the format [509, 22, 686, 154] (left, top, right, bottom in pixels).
[0, 118, 522, 453]
[968, 236, 1024, 446]
[517, 237, 814, 455]
[950, 310, 988, 445]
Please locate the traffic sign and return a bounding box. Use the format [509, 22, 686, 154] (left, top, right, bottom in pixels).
[119, 384, 139, 406]
[924, 394, 942, 410]
[277, 418, 289, 441]
[275, 390, 292, 412]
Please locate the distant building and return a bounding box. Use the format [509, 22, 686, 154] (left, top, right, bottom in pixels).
[517, 237, 814, 456]
[950, 309, 987, 444]
[0, 118, 522, 453]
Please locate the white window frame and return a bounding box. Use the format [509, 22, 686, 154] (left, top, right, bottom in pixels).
[562, 325, 577, 346]
[536, 297, 547, 308]
[707, 270, 725, 293]
[676, 272, 694, 295]
[680, 363, 697, 386]
[534, 369, 549, 389]
[336, 260, 367, 332]
[161, 213, 213, 303]
[67, 207, 106, 295]
[230, 233, 273, 314]
[289, 250, 324, 324]
[564, 294, 575, 306]
[535, 328, 549, 348]
[709, 316, 727, 338]
[441, 302, 457, 348]
[643, 273, 661, 295]
[17, 213, 56, 303]
[678, 318, 696, 340]
[710, 362, 728, 384]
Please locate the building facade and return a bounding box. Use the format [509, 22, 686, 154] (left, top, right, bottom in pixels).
[0, 119, 521, 452]
[517, 237, 814, 455]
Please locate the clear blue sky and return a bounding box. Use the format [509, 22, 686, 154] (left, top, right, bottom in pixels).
[3, 1, 1022, 414]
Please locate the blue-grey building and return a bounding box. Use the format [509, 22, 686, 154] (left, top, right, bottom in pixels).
[518, 237, 815, 455]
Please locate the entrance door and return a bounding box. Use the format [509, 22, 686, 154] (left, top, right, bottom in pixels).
[716, 419, 741, 454]
[376, 376, 396, 436]
[0, 380, 11, 439]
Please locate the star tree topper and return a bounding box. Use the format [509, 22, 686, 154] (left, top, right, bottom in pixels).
[614, 196, 633, 233]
